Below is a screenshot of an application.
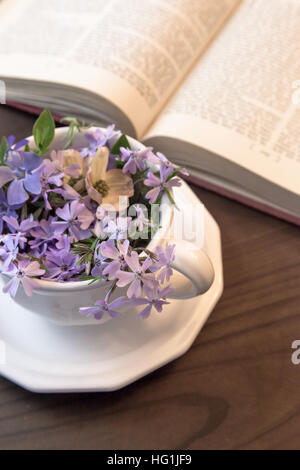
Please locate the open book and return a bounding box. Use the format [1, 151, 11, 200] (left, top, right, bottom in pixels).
[1, 0, 299, 224]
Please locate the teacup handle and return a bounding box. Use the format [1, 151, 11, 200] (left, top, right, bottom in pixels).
[167, 239, 215, 299]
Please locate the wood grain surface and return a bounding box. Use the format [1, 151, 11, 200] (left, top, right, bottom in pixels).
[0, 106, 299, 450]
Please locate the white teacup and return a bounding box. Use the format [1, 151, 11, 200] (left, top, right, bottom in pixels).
[0, 128, 214, 325]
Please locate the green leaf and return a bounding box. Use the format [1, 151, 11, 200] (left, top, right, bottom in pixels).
[166, 166, 184, 182]
[33, 109, 55, 152]
[0, 136, 8, 165]
[88, 275, 107, 285]
[165, 188, 179, 210]
[60, 116, 84, 149]
[110, 134, 131, 156]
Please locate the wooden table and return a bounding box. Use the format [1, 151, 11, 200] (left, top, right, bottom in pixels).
[0, 106, 299, 450]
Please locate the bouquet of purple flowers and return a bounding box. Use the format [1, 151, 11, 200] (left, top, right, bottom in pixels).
[0, 110, 185, 320]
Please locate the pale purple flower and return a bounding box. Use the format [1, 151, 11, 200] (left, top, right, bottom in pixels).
[146, 151, 170, 166]
[0, 189, 18, 234]
[99, 239, 129, 280]
[57, 184, 95, 211]
[131, 204, 152, 232]
[93, 206, 110, 239]
[33, 160, 64, 210]
[43, 249, 83, 282]
[93, 218, 108, 240]
[91, 243, 107, 278]
[5, 135, 28, 153]
[53, 201, 95, 242]
[79, 292, 128, 319]
[120, 147, 153, 174]
[144, 164, 181, 204]
[2, 260, 45, 297]
[151, 243, 175, 283]
[129, 285, 172, 319]
[0, 233, 20, 270]
[3, 215, 38, 248]
[147, 152, 189, 176]
[81, 125, 120, 157]
[55, 233, 71, 250]
[0, 151, 42, 205]
[105, 216, 132, 240]
[29, 217, 58, 249]
[116, 252, 154, 298]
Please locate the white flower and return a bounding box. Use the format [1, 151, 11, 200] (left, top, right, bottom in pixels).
[62, 147, 134, 210]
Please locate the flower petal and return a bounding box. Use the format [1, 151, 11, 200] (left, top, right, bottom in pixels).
[137, 304, 152, 319]
[89, 146, 109, 184]
[62, 149, 84, 175]
[23, 172, 42, 195]
[101, 169, 134, 210]
[85, 174, 103, 204]
[105, 169, 133, 196]
[23, 152, 42, 172]
[3, 277, 20, 297]
[0, 167, 14, 187]
[24, 261, 45, 277]
[21, 277, 39, 296]
[100, 240, 119, 259]
[125, 251, 141, 273]
[145, 186, 161, 204]
[7, 179, 29, 206]
[116, 270, 135, 287]
[77, 207, 94, 230]
[79, 306, 103, 318]
[127, 278, 142, 298]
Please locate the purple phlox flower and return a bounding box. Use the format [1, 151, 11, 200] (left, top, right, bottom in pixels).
[29, 217, 58, 249]
[6, 135, 28, 153]
[90, 242, 108, 278]
[53, 200, 95, 242]
[93, 205, 109, 239]
[2, 260, 45, 298]
[151, 243, 175, 283]
[30, 242, 48, 258]
[105, 216, 132, 240]
[81, 125, 121, 157]
[116, 251, 155, 298]
[0, 232, 20, 271]
[55, 233, 71, 250]
[0, 150, 42, 205]
[148, 152, 189, 176]
[43, 248, 83, 282]
[104, 124, 121, 148]
[57, 183, 95, 211]
[98, 239, 129, 280]
[39, 160, 64, 187]
[144, 164, 181, 204]
[3, 214, 38, 248]
[147, 151, 174, 168]
[31, 160, 64, 210]
[79, 292, 128, 320]
[96, 205, 109, 221]
[0, 189, 18, 234]
[50, 150, 81, 178]
[131, 204, 152, 232]
[129, 285, 172, 319]
[120, 146, 153, 174]
[93, 219, 108, 240]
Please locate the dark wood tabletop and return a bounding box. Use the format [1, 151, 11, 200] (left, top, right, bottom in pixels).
[0, 106, 299, 450]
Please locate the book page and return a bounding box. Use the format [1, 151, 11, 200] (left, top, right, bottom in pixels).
[0, 0, 239, 137]
[145, 0, 300, 195]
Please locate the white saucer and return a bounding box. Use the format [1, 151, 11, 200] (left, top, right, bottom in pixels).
[0, 182, 223, 393]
